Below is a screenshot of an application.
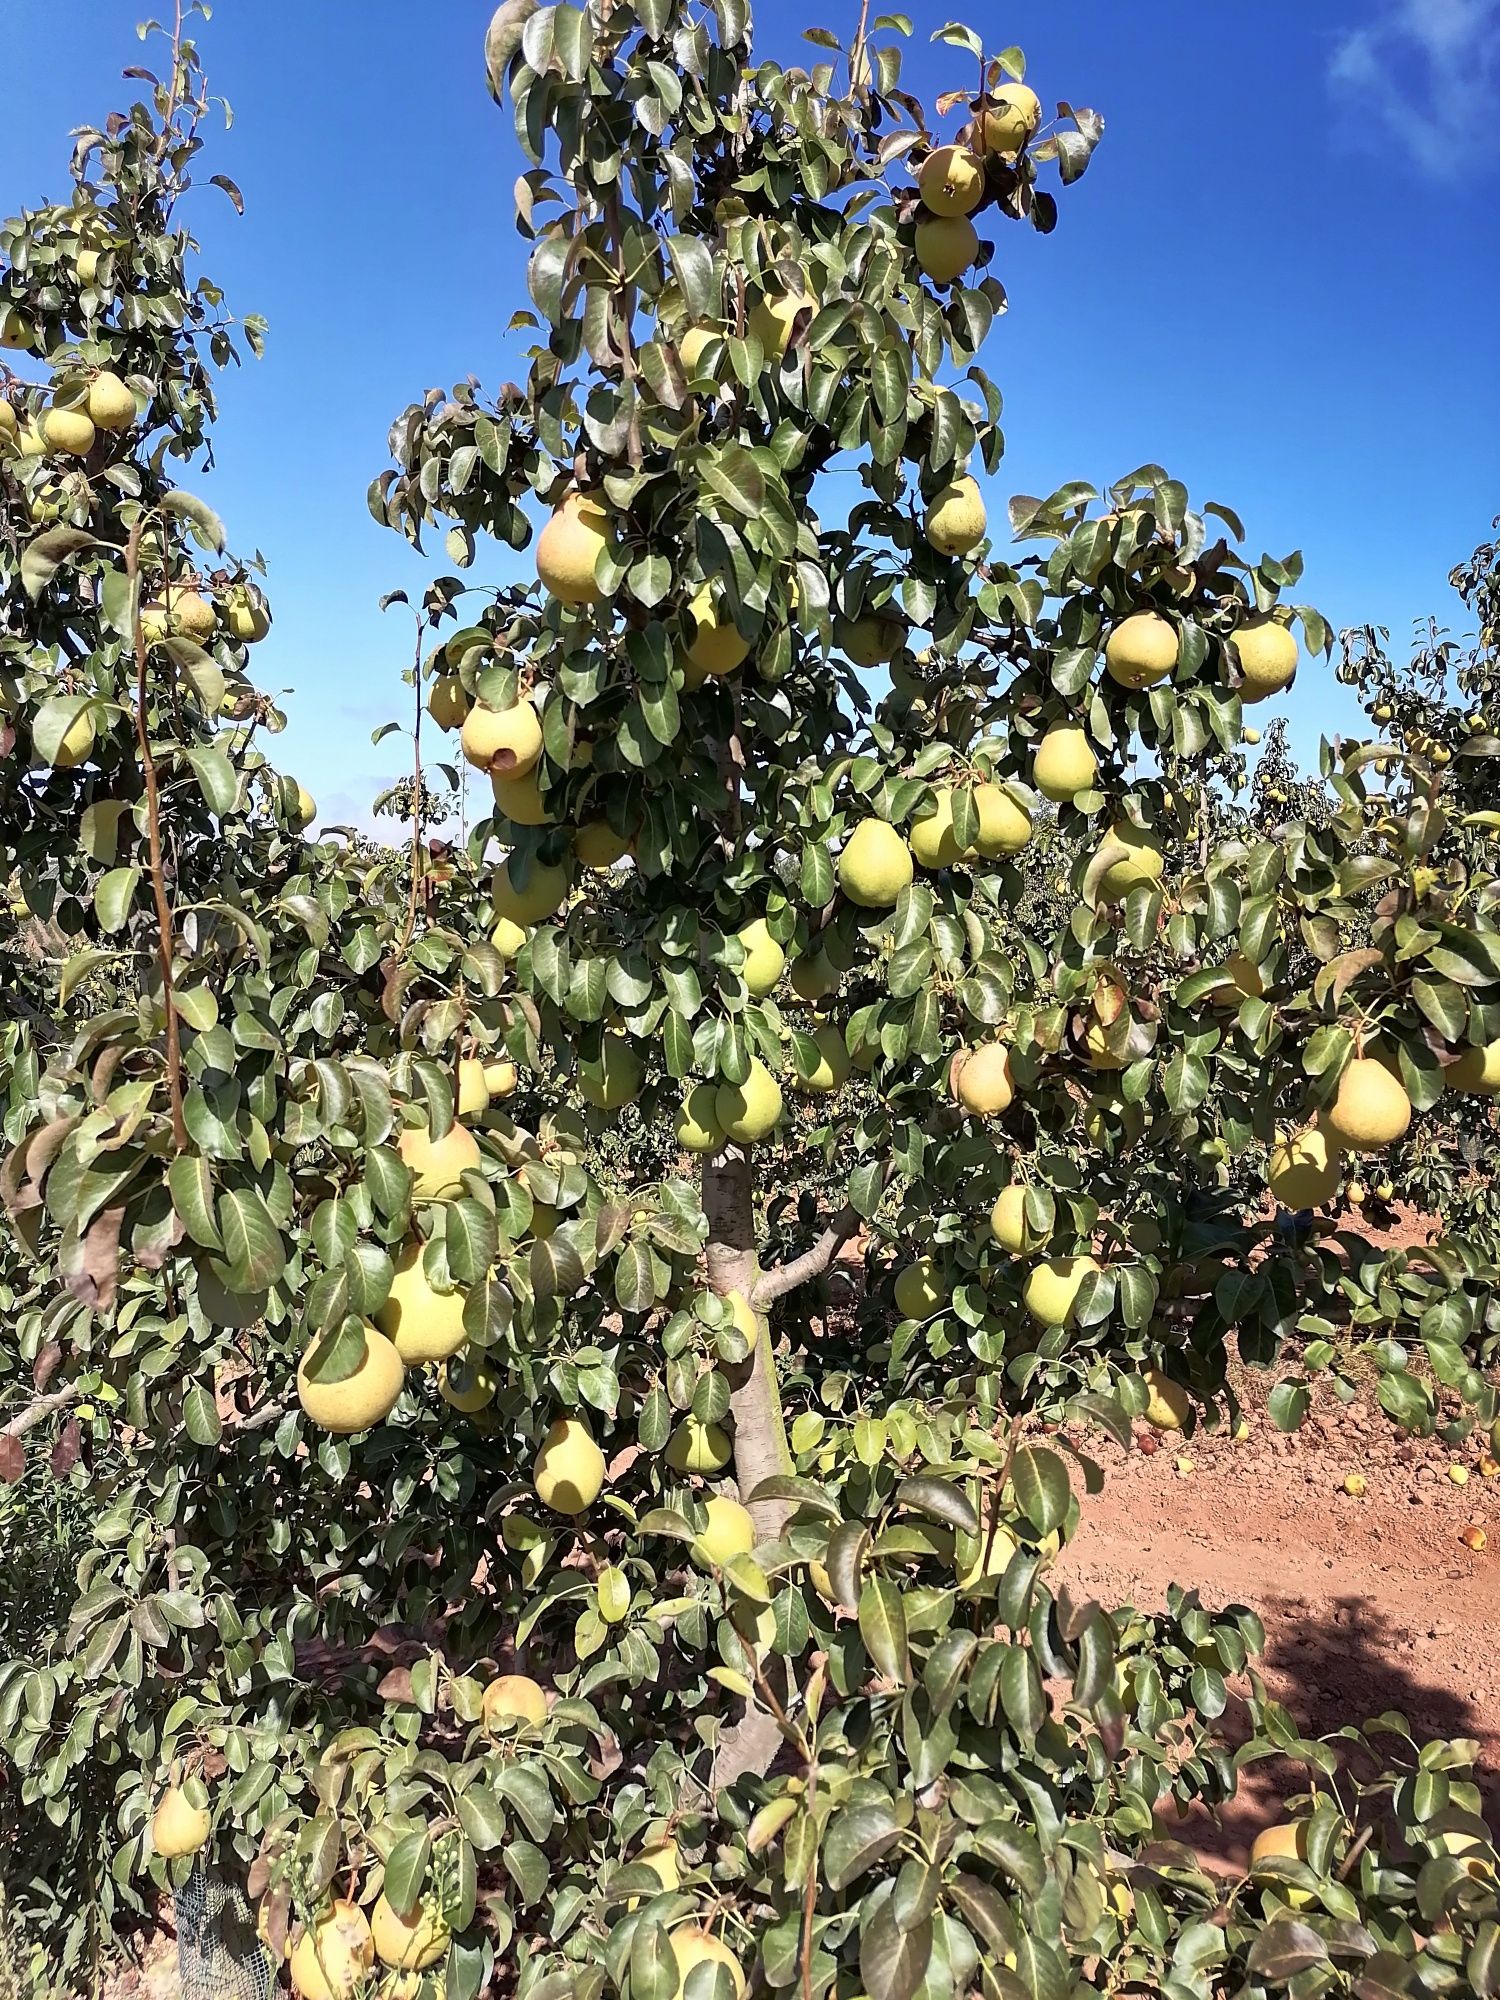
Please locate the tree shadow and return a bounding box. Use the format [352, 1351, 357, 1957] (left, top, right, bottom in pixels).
[1171, 1590, 1497, 1872]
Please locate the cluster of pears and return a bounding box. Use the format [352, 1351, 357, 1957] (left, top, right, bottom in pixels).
[911, 81, 1042, 287]
[1105, 606, 1300, 705]
[0, 367, 137, 466]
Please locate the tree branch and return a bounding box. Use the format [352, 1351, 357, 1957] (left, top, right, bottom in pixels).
[3, 1379, 86, 1439]
[750, 1205, 858, 1310]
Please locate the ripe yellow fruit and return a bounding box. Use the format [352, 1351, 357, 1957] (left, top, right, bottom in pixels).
[580, 1033, 643, 1110]
[534, 1416, 606, 1513]
[1324, 1058, 1412, 1152]
[482, 1673, 548, 1728]
[226, 587, 270, 642]
[973, 783, 1031, 857]
[737, 917, 785, 996]
[491, 918, 528, 962]
[799, 1023, 850, 1094]
[482, 1059, 518, 1101]
[292, 784, 317, 828]
[370, 1895, 450, 1973]
[1233, 618, 1299, 703]
[692, 1495, 756, 1569]
[839, 819, 914, 906]
[43, 405, 96, 456]
[1033, 723, 1098, 801]
[668, 1929, 746, 2000]
[955, 1043, 1015, 1117]
[915, 214, 979, 284]
[675, 1083, 724, 1155]
[637, 1839, 681, 1893]
[1023, 1255, 1101, 1328]
[911, 788, 966, 869]
[461, 698, 543, 776]
[1094, 822, 1164, 902]
[1267, 1125, 1341, 1209]
[290, 1901, 375, 2000]
[0, 402, 15, 449]
[1105, 611, 1178, 689]
[86, 370, 135, 432]
[1142, 1368, 1191, 1431]
[46, 709, 96, 770]
[1249, 1821, 1314, 1906]
[575, 819, 632, 868]
[0, 308, 31, 349]
[715, 1058, 783, 1143]
[958, 1514, 1018, 1590]
[439, 1354, 498, 1413]
[377, 1240, 468, 1364]
[427, 674, 468, 730]
[1213, 952, 1265, 1003]
[679, 326, 718, 375]
[491, 769, 551, 826]
[1450, 1039, 1500, 1094]
[688, 582, 752, 677]
[748, 291, 804, 358]
[836, 613, 904, 668]
[789, 950, 839, 1003]
[492, 854, 569, 925]
[536, 489, 612, 605]
[666, 1416, 732, 1475]
[975, 83, 1041, 156]
[142, 589, 217, 646]
[924, 475, 986, 556]
[894, 1258, 944, 1319]
[398, 1119, 481, 1201]
[152, 1786, 210, 1859]
[296, 1326, 405, 1434]
[918, 145, 985, 217]
[989, 1184, 1034, 1253]
[457, 1057, 490, 1117]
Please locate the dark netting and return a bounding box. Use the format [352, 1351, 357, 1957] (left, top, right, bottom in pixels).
[173, 1858, 272, 2000]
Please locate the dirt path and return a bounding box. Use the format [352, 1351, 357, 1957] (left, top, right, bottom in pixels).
[1055, 1368, 1500, 1863]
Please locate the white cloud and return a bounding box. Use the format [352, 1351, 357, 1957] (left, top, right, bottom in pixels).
[1329, 0, 1500, 178]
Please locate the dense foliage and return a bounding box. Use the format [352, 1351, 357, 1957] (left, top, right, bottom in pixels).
[1, 6, 1496, 1999]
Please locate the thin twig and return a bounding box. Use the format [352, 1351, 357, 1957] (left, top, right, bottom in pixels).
[400, 611, 425, 949]
[127, 516, 187, 1149]
[750, 1204, 859, 1309]
[2, 1380, 86, 1439]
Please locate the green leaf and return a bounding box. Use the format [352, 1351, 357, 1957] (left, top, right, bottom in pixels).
[161, 487, 227, 552]
[383, 1828, 432, 1918]
[1011, 1446, 1070, 1534]
[857, 1576, 910, 1684]
[185, 746, 240, 815]
[859, 1897, 932, 2000]
[213, 1187, 287, 1293]
[824, 1801, 908, 1892]
[183, 1382, 222, 1448]
[895, 1476, 979, 1537]
[456, 1786, 508, 1852]
[94, 866, 140, 933]
[169, 1156, 221, 1250]
[21, 526, 101, 599]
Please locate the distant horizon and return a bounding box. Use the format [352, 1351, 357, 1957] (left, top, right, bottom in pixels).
[2, 0, 1495, 834]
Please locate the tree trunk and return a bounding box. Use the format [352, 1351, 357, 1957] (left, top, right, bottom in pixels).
[702, 1143, 795, 1787]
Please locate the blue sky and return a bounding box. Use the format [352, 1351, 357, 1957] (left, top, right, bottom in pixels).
[2, 0, 1496, 828]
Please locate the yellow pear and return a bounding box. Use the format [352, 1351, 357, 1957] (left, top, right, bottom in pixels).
[86, 370, 135, 432]
[0, 401, 15, 448]
[688, 582, 752, 676]
[955, 1043, 1015, 1117]
[799, 1023, 850, 1094]
[1214, 952, 1265, 1002]
[534, 1416, 606, 1513]
[491, 769, 551, 826]
[536, 489, 611, 605]
[492, 853, 569, 925]
[839, 819, 913, 906]
[292, 784, 317, 828]
[482, 1059, 518, 1102]
[894, 1258, 944, 1319]
[748, 292, 804, 358]
[376, 1240, 468, 1363]
[461, 699, 543, 776]
[1033, 723, 1097, 801]
[1233, 618, 1298, 702]
[46, 708, 96, 770]
[1094, 822, 1164, 901]
[575, 819, 632, 868]
[296, 1326, 405, 1434]
[1324, 1058, 1411, 1152]
[1023, 1255, 1101, 1328]
[290, 1901, 374, 2000]
[835, 612, 904, 668]
[427, 673, 469, 731]
[637, 1839, 681, 1893]
[675, 1083, 724, 1155]
[715, 1059, 783, 1143]
[737, 917, 785, 995]
[457, 1057, 490, 1118]
[398, 1119, 481, 1201]
[989, 1184, 1035, 1253]
[914, 215, 979, 284]
[482, 1673, 548, 1728]
[580, 1033, 644, 1110]
[972, 783, 1031, 857]
[692, 1495, 756, 1569]
[1142, 1368, 1190, 1431]
[666, 1417, 732, 1475]
[924, 475, 986, 556]
[370, 1896, 450, 1973]
[1105, 611, 1178, 689]
[491, 915, 528, 959]
[976, 83, 1041, 156]
[1267, 1125, 1341, 1208]
[439, 1354, 499, 1412]
[0, 307, 32, 349]
[1451, 1039, 1500, 1094]
[226, 587, 270, 642]
[152, 1786, 210, 1859]
[918, 145, 985, 217]
[789, 950, 840, 1003]
[668, 1930, 746, 2000]
[679, 325, 719, 375]
[911, 787, 966, 869]
[43, 405, 96, 456]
